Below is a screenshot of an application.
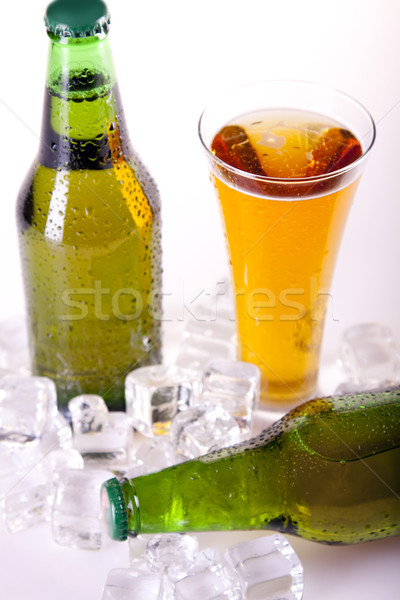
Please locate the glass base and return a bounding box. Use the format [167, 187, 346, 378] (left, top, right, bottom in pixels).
[258, 371, 318, 409]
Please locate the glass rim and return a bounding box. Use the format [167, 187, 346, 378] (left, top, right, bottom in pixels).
[198, 79, 376, 185]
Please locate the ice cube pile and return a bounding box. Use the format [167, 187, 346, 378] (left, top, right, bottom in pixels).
[0, 314, 261, 553]
[102, 532, 303, 600]
[0, 314, 305, 597]
[5, 314, 399, 596]
[0, 372, 114, 546]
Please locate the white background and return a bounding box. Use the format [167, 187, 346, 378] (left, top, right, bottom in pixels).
[0, 0, 399, 598]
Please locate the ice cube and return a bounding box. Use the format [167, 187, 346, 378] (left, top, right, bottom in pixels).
[198, 391, 255, 436]
[199, 360, 260, 431]
[202, 360, 260, 401]
[176, 334, 235, 374]
[333, 381, 367, 396]
[339, 323, 400, 387]
[211, 125, 266, 196]
[146, 533, 199, 581]
[101, 568, 166, 600]
[306, 127, 362, 176]
[73, 412, 134, 474]
[174, 548, 243, 600]
[68, 394, 109, 434]
[0, 374, 57, 445]
[0, 316, 30, 374]
[125, 365, 195, 437]
[176, 304, 236, 375]
[51, 468, 114, 550]
[40, 410, 73, 453]
[128, 436, 182, 477]
[129, 534, 153, 569]
[169, 404, 241, 459]
[0, 445, 53, 533]
[225, 534, 304, 600]
[45, 448, 84, 488]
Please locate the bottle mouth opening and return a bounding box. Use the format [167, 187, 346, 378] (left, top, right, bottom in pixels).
[101, 478, 129, 541]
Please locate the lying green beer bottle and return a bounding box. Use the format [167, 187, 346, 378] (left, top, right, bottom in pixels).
[16, 0, 162, 411]
[102, 388, 400, 545]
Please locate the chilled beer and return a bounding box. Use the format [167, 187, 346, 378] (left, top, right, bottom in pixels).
[204, 100, 370, 403]
[102, 388, 400, 545]
[17, 0, 162, 411]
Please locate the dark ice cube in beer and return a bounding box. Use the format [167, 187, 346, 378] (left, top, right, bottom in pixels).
[211, 125, 266, 176]
[306, 127, 362, 176]
[211, 125, 268, 194]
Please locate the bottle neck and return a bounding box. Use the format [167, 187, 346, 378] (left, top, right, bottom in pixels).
[120, 477, 140, 535]
[39, 33, 129, 170]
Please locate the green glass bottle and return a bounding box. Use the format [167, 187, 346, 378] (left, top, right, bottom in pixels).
[16, 0, 162, 412]
[102, 388, 400, 545]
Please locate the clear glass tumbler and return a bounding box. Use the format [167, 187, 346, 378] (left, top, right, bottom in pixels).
[199, 80, 375, 406]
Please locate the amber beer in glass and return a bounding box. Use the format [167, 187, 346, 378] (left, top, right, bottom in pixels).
[199, 81, 375, 405]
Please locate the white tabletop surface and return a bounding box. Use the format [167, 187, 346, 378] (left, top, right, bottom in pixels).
[1, 522, 399, 600]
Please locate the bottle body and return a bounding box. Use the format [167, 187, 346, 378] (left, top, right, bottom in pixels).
[17, 34, 162, 410]
[102, 389, 400, 544]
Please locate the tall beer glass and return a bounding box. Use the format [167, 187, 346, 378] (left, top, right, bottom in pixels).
[199, 81, 375, 406]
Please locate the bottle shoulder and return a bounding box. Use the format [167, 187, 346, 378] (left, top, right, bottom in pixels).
[16, 160, 160, 238]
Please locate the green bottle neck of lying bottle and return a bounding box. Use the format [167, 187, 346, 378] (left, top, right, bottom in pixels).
[39, 32, 129, 170]
[102, 389, 400, 545]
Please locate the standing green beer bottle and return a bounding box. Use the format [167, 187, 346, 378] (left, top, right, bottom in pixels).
[102, 388, 400, 545]
[17, 0, 162, 411]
